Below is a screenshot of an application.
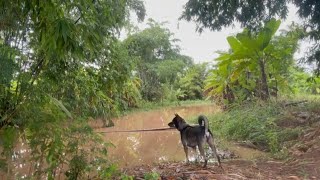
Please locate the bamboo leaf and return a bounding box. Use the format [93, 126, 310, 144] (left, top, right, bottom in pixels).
[49, 95, 73, 119]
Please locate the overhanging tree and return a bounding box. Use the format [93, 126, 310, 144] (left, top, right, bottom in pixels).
[181, 0, 320, 75]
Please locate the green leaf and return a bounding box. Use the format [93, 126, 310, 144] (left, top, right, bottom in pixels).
[256, 19, 281, 50]
[236, 30, 258, 51]
[265, 18, 281, 36]
[227, 36, 242, 51]
[49, 95, 73, 119]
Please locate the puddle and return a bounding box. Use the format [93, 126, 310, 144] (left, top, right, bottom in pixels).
[218, 141, 267, 160]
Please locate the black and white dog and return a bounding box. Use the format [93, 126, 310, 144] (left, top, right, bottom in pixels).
[168, 114, 221, 167]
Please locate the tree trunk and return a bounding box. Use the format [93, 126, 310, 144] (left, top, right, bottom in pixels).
[258, 58, 269, 100]
[223, 85, 235, 104]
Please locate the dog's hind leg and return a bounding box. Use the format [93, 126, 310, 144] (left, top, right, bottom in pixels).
[207, 137, 221, 167]
[198, 144, 208, 168]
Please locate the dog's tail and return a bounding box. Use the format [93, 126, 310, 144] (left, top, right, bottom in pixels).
[198, 115, 209, 137]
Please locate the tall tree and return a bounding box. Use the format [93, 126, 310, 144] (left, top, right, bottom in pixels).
[179, 63, 208, 100]
[124, 19, 193, 101]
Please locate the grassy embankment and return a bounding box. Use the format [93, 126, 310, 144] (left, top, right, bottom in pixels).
[206, 95, 320, 158]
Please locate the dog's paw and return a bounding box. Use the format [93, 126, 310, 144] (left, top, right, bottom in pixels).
[203, 160, 208, 168]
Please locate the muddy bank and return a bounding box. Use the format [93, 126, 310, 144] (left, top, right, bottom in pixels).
[120, 157, 318, 179]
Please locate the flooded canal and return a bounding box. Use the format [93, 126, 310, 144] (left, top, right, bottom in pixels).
[97, 104, 221, 167]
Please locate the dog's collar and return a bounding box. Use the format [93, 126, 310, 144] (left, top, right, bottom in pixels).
[179, 125, 192, 132]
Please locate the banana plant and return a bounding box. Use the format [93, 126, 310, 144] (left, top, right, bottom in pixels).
[230, 18, 280, 100]
[205, 51, 235, 103]
[206, 19, 281, 103]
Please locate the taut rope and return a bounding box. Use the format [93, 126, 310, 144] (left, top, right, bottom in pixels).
[96, 127, 175, 133]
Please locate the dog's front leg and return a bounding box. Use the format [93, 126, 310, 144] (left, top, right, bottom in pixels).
[183, 145, 189, 163]
[192, 147, 200, 164]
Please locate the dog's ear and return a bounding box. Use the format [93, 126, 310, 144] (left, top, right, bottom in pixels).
[174, 113, 179, 117]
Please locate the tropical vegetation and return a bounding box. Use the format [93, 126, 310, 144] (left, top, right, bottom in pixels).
[0, 0, 319, 179]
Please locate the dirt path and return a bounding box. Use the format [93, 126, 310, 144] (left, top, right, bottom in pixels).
[121, 153, 319, 179]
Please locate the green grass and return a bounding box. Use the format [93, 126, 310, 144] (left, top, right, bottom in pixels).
[143, 171, 160, 180]
[139, 99, 211, 110]
[121, 99, 212, 116]
[206, 95, 320, 155]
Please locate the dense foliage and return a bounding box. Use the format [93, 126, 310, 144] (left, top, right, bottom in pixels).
[124, 20, 205, 103]
[0, 2, 209, 177]
[181, 0, 320, 75]
[205, 19, 307, 104]
[0, 0, 144, 178]
[1, 0, 319, 178]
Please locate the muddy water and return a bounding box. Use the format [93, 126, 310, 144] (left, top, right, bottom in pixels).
[97, 104, 221, 167]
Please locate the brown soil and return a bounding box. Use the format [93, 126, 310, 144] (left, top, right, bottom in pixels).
[119, 110, 320, 180]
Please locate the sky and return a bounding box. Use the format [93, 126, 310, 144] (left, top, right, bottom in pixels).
[129, 0, 308, 64]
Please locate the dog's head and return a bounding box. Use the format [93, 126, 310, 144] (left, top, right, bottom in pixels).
[168, 113, 186, 129]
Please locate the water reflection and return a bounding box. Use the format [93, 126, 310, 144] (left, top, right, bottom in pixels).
[98, 104, 220, 168]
